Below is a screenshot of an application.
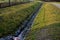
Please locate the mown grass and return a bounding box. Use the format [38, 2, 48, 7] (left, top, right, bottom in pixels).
[0, 2, 41, 37]
[25, 3, 60, 40]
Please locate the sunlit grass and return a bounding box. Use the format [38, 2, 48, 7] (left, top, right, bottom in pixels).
[31, 3, 60, 30]
[25, 3, 60, 40]
[44, 3, 60, 25]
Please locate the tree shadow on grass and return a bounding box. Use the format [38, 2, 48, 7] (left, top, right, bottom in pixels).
[39, 23, 60, 40]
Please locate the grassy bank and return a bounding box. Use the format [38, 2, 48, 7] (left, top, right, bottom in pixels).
[0, 2, 41, 37]
[25, 3, 60, 40]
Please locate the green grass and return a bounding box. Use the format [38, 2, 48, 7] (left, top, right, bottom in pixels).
[25, 3, 60, 40]
[0, 0, 29, 3]
[0, 2, 41, 37]
[0, 0, 9, 3]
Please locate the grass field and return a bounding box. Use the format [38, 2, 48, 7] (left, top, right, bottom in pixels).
[0, 2, 41, 37]
[25, 3, 60, 40]
[0, 0, 29, 3]
[0, 0, 10, 3]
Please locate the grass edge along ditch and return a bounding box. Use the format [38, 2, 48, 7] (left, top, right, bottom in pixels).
[25, 3, 60, 40]
[0, 2, 41, 38]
